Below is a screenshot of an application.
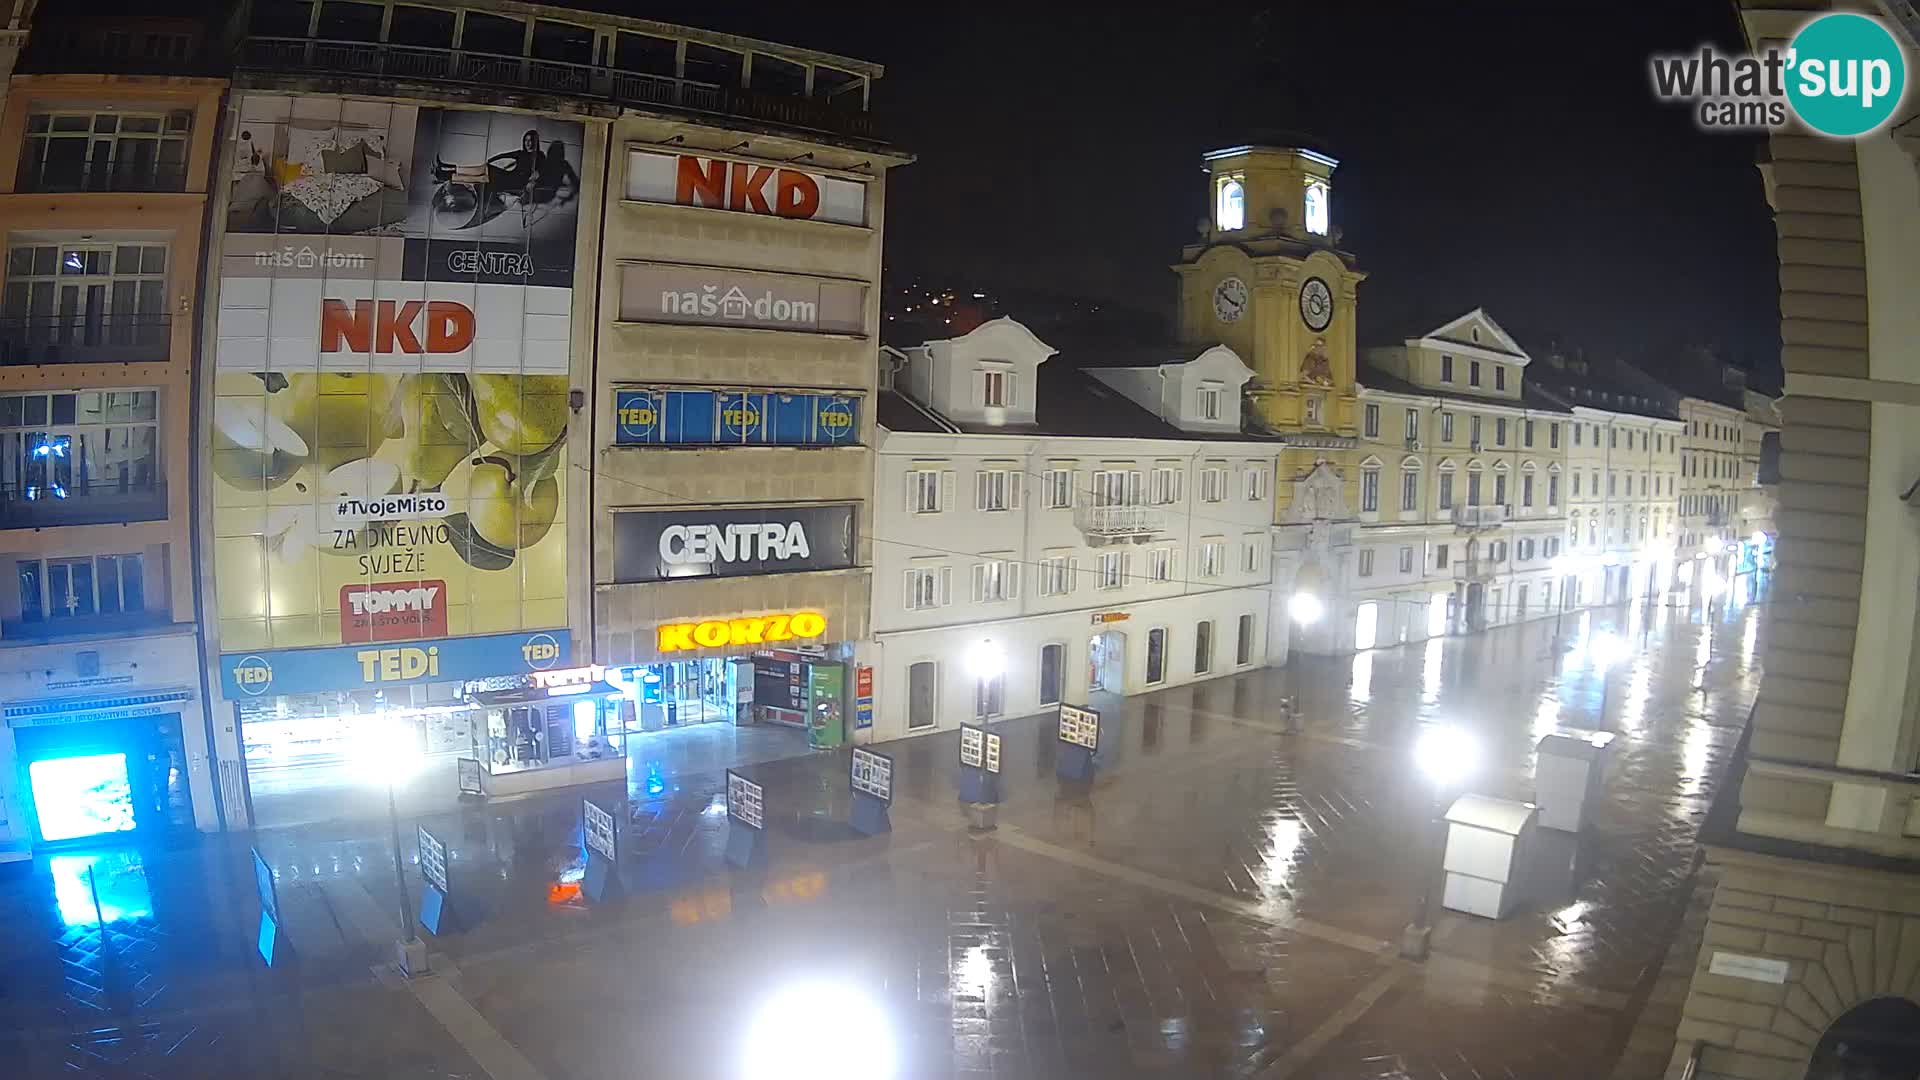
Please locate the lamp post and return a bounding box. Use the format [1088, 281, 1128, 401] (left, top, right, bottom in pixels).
[1548, 557, 1570, 654]
[967, 638, 1006, 720]
[387, 776, 428, 975]
[1589, 630, 1628, 732]
[1402, 724, 1477, 961]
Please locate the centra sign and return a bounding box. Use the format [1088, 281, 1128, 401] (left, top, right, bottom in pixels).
[658, 611, 827, 653]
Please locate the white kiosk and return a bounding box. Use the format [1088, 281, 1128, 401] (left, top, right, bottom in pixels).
[1441, 794, 1538, 919]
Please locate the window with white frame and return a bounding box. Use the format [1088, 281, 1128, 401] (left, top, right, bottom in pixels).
[1197, 382, 1222, 421]
[1149, 466, 1183, 505]
[1091, 468, 1139, 506]
[1495, 366, 1507, 391]
[1198, 539, 1225, 578]
[1434, 543, 1450, 568]
[1550, 423, 1560, 449]
[1244, 465, 1268, 501]
[972, 556, 1021, 602]
[1041, 468, 1073, 509]
[1038, 553, 1074, 596]
[980, 367, 1012, 408]
[1573, 472, 1582, 497]
[1494, 472, 1507, 505]
[1470, 415, 1482, 446]
[1404, 408, 1419, 442]
[1522, 473, 1534, 507]
[975, 467, 1021, 511]
[4, 243, 170, 343]
[1440, 355, 1454, 382]
[1216, 176, 1245, 230]
[903, 564, 950, 610]
[1241, 534, 1262, 572]
[1358, 548, 1375, 577]
[1200, 465, 1228, 503]
[1363, 403, 1379, 438]
[1548, 473, 1560, 506]
[1360, 467, 1379, 513]
[1401, 469, 1420, 512]
[1399, 545, 1414, 573]
[1441, 412, 1455, 442]
[20, 551, 146, 622]
[1438, 471, 1454, 509]
[907, 468, 946, 514]
[1097, 550, 1126, 589]
[1147, 546, 1177, 583]
[0, 389, 161, 513]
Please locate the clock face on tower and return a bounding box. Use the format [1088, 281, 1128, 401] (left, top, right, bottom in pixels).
[1212, 276, 1248, 323]
[1299, 277, 1334, 332]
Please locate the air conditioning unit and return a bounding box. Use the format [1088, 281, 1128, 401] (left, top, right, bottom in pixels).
[1470, 440, 1483, 452]
[1404, 437, 1421, 450]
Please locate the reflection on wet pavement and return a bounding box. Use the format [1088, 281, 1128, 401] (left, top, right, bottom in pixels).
[0, 578, 1769, 1078]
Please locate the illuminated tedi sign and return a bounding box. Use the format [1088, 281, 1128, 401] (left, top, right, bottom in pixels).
[657, 611, 827, 653]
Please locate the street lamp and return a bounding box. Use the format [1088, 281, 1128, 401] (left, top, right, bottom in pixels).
[1288, 591, 1324, 625]
[742, 980, 895, 1080]
[967, 638, 1006, 721]
[1403, 724, 1477, 961]
[1705, 535, 1725, 556]
[1589, 630, 1628, 730]
[1548, 557, 1572, 652]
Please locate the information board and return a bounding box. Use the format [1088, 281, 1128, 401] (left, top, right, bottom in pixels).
[1059, 704, 1101, 751]
[850, 747, 894, 803]
[252, 847, 279, 922]
[457, 757, 483, 795]
[583, 798, 617, 862]
[960, 723, 1003, 773]
[417, 825, 449, 894]
[726, 769, 765, 830]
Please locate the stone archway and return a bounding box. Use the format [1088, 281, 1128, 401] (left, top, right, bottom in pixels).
[1804, 997, 1920, 1080]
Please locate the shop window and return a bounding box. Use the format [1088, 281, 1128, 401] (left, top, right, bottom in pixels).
[684, 43, 743, 86]
[908, 662, 936, 729]
[387, 6, 455, 48]
[531, 20, 593, 65]
[20, 112, 191, 192]
[1235, 613, 1255, 666]
[460, 12, 526, 56]
[316, 1, 383, 42]
[1039, 644, 1063, 708]
[1145, 627, 1167, 685]
[18, 551, 144, 624]
[0, 389, 162, 528]
[1194, 621, 1213, 675]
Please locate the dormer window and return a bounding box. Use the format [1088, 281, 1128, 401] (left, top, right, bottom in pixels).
[1216, 177, 1245, 231]
[1197, 382, 1223, 421]
[981, 367, 1011, 408]
[1303, 179, 1329, 236]
[1470, 326, 1481, 343]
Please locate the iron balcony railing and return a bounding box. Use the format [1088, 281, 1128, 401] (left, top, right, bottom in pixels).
[237, 37, 880, 142]
[1451, 504, 1507, 529]
[1074, 503, 1168, 540]
[0, 482, 167, 531]
[0, 315, 172, 366]
[16, 160, 189, 195]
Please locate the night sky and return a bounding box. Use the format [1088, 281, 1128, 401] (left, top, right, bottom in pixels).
[653, 2, 1782, 386]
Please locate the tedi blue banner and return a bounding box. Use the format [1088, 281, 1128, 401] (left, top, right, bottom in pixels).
[220, 629, 570, 699]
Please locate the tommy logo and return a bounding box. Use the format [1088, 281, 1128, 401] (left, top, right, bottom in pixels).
[340, 581, 448, 642]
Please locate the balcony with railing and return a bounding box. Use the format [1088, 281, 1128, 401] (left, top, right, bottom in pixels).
[0, 316, 172, 366]
[236, 36, 882, 143]
[0, 481, 167, 531]
[1074, 503, 1168, 544]
[1451, 504, 1507, 530]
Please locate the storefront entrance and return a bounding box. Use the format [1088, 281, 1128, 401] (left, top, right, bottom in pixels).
[1088, 631, 1126, 693]
[12, 709, 190, 847]
[625, 658, 741, 729]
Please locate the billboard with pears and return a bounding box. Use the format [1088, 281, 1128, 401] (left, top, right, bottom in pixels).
[210, 94, 582, 655]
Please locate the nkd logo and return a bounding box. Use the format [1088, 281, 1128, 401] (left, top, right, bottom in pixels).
[321, 299, 476, 354]
[675, 156, 822, 219]
[660, 521, 810, 567]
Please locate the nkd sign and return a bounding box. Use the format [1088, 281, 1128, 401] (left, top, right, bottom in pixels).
[626, 149, 869, 226]
[612, 504, 856, 584]
[619, 263, 866, 336]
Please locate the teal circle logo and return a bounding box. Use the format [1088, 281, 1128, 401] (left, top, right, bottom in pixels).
[232, 655, 274, 696]
[1786, 14, 1907, 137]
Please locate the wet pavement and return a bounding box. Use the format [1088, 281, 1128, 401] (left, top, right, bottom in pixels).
[0, 575, 1768, 1078]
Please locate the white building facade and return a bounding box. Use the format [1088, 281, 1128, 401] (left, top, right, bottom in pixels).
[864, 319, 1280, 741]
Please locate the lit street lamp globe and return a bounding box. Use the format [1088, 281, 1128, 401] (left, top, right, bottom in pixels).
[1289, 591, 1324, 625]
[1413, 725, 1477, 789]
[966, 639, 1006, 681]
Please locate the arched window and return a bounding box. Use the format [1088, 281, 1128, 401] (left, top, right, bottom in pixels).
[1217, 178, 1245, 231]
[1806, 997, 1920, 1080]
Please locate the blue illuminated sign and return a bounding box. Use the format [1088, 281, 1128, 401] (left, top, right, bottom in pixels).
[614, 389, 858, 447]
[219, 629, 570, 699]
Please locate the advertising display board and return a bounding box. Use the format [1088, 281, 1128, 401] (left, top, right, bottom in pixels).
[612, 388, 858, 447]
[625, 149, 870, 226]
[211, 95, 583, 655]
[612, 504, 855, 584]
[618, 262, 866, 335]
[849, 747, 893, 803]
[1059, 704, 1101, 751]
[219, 628, 568, 699]
[725, 769, 764, 830]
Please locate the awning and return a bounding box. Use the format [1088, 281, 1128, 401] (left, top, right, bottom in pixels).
[4, 688, 195, 729]
[468, 681, 624, 708]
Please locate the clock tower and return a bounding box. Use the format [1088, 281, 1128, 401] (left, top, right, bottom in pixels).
[1173, 144, 1364, 434]
[1172, 143, 1367, 659]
